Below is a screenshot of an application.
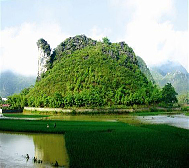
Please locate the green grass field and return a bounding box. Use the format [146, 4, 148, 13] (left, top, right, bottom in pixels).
[0, 119, 188, 168]
[3, 113, 50, 118]
[132, 111, 183, 116]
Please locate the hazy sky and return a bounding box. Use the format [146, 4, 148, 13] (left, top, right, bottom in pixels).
[0, 0, 188, 76]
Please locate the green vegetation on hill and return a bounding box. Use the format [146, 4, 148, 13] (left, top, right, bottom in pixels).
[136, 56, 155, 83]
[6, 35, 178, 108]
[25, 35, 162, 108]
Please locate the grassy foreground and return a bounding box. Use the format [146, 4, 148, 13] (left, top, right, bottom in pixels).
[0, 119, 188, 168]
[3, 113, 50, 118]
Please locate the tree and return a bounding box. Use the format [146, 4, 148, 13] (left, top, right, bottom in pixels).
[20, 85, 34, 96]
[161, 83, 178, 106]
[102, 37, 111, 45]
[0, 97, 3, 105]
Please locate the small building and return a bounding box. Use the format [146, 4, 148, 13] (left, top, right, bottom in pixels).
[2, 98, 7, 101]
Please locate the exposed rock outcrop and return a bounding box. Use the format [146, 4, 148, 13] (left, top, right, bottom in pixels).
[37, 38, 51, 80]
[51, 35, 138, 67]
[51, 35, 97, 63]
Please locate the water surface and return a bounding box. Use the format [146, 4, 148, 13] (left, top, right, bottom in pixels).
[137, 114, 189, 129]
[48, 113, 189, 129]
[0, 132, 69, 168]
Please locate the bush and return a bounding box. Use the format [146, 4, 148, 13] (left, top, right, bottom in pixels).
[71, 109, 77, 115]
[181, 107, 188, 111]
[149, 107, 158, 112]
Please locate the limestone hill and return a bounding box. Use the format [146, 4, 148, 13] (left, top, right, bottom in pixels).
[26, 35, 161, 108]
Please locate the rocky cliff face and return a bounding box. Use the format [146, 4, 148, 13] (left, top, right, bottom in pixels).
[38, 48, 50, 78]
[37, 38, 51, 80]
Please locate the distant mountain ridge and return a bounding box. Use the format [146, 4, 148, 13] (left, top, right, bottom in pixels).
[150, 61, 188, 95]
[153, 61, 188, 76]
[0, 71, 36, 97]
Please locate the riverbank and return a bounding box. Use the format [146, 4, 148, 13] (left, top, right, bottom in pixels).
[0, 119, 188, 168]
[23, 106, 183, 114]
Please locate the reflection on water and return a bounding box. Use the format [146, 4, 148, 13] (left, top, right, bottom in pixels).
[48, 114, 140, 124]
[0, 132, 69, 168]
[33, 134, 69, 167]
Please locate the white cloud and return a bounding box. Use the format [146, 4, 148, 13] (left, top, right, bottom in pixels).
[0, 23, 112, 76]
[115, 0, 188, 71]
[88, 26, 112, 41]
[0, 22, 69, 76]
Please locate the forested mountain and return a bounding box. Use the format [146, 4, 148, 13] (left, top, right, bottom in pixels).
[24, 35, 161, 108]
[0, 71, 36, 97]
[150, 62, 189, 95]
[136, 56, 155, 83]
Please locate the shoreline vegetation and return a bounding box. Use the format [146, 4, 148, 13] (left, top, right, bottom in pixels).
[1, 106, 188, 118]
[1, 106, 188, 119]
[0, 118, 188, 168]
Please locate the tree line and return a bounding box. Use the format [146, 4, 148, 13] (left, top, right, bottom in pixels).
[6, 83, 178, 109]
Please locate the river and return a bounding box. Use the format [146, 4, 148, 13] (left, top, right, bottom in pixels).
[137, 114, 189, 129]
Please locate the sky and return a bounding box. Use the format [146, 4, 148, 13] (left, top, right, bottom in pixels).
[0, 0, 188, 76]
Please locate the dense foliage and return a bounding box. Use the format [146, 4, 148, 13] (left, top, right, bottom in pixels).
[0, 97, 3, 104]
[178, 93, 189, 104]
[161, 83, 178, 106]
[6, 86, 33, 109]
[136, 56, 155, 83]
[6, 35, 178, 109]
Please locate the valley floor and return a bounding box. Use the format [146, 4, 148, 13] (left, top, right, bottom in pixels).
[0, 115, 188, 168]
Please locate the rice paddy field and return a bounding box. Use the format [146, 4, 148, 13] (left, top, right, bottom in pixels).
[0, 113, 188, 168]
